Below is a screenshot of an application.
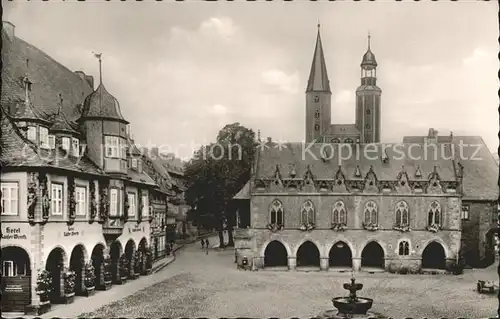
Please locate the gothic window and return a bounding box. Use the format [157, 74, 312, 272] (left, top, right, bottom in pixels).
[270, 199, 284, 226]
[366, 108, 371, 115]
[315, 110, 320, 118]
[365, 124, 371, 129]
[398, 241, 410, 256]
[314, 124, 320, 131]
[301, 200, 315, 225]
[428, 201, 441, 226]
[461, 205, 469, 220]
[363, 201, 378, 225]
[331, 138, 340, 143]
[332, 201, 346, 224]
[344, 138, 354, 144]
[314, 96, 320, 103]
[395, 201, 409, 226]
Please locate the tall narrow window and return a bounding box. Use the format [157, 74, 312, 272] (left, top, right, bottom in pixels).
[142, 194, 149, 218]
[75, 186, 87, 216]
[461, 205, 469, 220]
[269, 200, 284, 226]
[395, 201, 409, 226]
[398, 241, 410, 256]
[1, 182, 19, 216]
[332, 200, 347, 224]
[301, 200, 315, 225]
[128, 193, 136, 218]
[62, 137, 71, 151]
[428, 201, 441, 226]
[51, 183, 63, 215]
[39, 127, 49, 149]
[72, 138, 80, 157]
[27, 126, 37, 142]
[110, 189, 118, 216]
[315, 110, 320, 118]
[48, 135, 56, 149]
[363, 201, 378, 225]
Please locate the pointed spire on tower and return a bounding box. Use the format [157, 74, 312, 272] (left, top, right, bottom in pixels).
[367, 31, 371, 50]
[93, 52, 103, 85]
[306, 24, 330, 93]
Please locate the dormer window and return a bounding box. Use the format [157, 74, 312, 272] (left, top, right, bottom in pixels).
[62, 137, 70, 152]
[48, 135, 56, 149]
[138, 160, 143, 173]
[131, 158, 138, 169]
[72, 138, 79, 157]
[39, 127, 49, 149]
[27, 126, 36, 142]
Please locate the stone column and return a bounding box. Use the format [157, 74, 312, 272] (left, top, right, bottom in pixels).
[352, 257, 361, 272]
[320, 257, 329, 271]
[288, 257, 296, 271]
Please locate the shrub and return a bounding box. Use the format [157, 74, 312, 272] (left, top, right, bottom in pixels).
[84, 261, 96, 288]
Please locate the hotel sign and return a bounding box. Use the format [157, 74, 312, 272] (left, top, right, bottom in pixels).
[63, 226, 83, 237]
[128, 224, 144, 233]
[1, 225, 29, 241]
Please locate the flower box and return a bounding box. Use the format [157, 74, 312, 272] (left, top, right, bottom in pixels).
[426, 224, 441, 233]
[64, 292, 75, 304]
[393, 224, 411, 232]
[330, 223, 347, 231]
[362, 222, 379, 231]
[266, 223, 284, 232]
[299, 223, 315, 231]
[36, 301, 51, 315]
[83, 286, 95, 297]
[119, 276, 128, 284]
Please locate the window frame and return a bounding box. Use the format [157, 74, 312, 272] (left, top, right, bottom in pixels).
[398, 240, 410, 256]
[75, 186, 87, 216]
[72, 138, 80, 157]
[131, 158, 138, 169]
[39, 126, 49, 149]
[48, 135, 56, 149]
[300, 200, 315, 225]
[461, 205, 470, 220]
[61, 137, 71, 151]
[428, 201, 442, 226]
[1, 182, 19, 216]
[142, 194, 149, 218]
[128, 192, 137, 218]
[105, 135, 120, 158]
[269, 199, 284, 226]
[27, 126, 37, 142]
[395, 201, 410, 226]
[51, 183, 64, 216]
[109, 188, 119, 217]
[332, 200, 347, 224]
[363, 201, 378, 225]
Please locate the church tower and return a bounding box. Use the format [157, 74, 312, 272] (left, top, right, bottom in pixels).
[305, 24, 331, 143]
[355, 34, 382, 144]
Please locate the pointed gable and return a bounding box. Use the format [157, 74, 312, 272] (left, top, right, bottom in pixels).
[306, 25, 331, 92]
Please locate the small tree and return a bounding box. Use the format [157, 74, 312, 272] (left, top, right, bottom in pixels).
[119, 254, 129, 278]
[84, 261, 96, 288]
[36, 269, 52, 294]
[64, 270, 76, 295]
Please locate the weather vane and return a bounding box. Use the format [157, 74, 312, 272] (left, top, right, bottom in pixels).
[93, 51, 103, 85]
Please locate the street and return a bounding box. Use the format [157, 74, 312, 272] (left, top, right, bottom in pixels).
[66, 236, 498, 318]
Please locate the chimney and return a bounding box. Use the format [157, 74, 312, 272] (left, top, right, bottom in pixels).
[75, 71, 86, 82]
[2, 21, 15, 40]
[85, 75, 94, 90]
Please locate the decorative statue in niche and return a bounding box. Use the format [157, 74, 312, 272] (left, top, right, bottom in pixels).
[68, 177, 76, 224]
[89, 181, 97, 223]
[39, 172, 50, 222]
[99, 185, 109, 223]
[27, 172, 38, 224]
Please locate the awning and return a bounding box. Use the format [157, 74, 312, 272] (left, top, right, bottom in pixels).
[233, 181, 250, 200]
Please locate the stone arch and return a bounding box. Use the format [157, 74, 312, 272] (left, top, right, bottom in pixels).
[419, 238, 450, 259]
[1, 246, 32, 312]
[125, 239, 136, 278]
[296, 240, 321, 268]
[260, 238, 292, 258]
[69, 244, 88, 294]
[421, 241, 447, 269]
[138, 237, 148, 251]
[484, 227, 498, 266]
[329, 241, 353, 268]
[90, 243, 106, 289]
[360, 240, 385, 269]
[293, 238, 324, 258]
[263, 240, 289, 267]
[324, 237, 356, 259]
[109, 240, 122, 283]
[45, 246, 68, 304]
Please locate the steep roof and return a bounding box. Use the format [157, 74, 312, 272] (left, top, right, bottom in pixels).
[403, 135, 498, 201]
[254, 142, 458, 183]
[50, 104, 80, 135]
[306, 25, 331, 93]
[81, 84, 128, 123]
[1, 29, 93, 122]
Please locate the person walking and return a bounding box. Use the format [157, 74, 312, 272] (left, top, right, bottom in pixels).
[205, 238, 210, 255]
[201, 239, 205, 250]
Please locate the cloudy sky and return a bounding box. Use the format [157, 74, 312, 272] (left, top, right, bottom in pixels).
[4, 1, 498, 160]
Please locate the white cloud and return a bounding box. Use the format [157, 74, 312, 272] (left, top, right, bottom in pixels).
[334, 90, 354, 104]
[261, 69, 300, 94]
[199, 17, 238, 41]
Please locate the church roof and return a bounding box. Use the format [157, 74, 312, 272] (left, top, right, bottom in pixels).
[254, 142, 458, 183]
[323, 124, 360, 137]
[1, 28, 93, 122]
[361, 35, 377, 69]
[81, 84, 129, 123]
[403, 135, 498, 201]
[306, 25, 331, 93]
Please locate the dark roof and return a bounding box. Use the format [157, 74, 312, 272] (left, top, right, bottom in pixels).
[1, 108, 102, 175]
[1, 30, 93, 122]
[403, 135, 498, 201]
[126, 169, 156, 187]
[255, 142, 458, 182]
[361, 49, 377, 69]
[306, 26, 330, 93]
[81, 84, 128, 123]
[50, 106, 80, 135]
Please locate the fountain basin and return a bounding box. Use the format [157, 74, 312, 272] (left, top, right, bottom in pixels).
[332, 297, 373, 315]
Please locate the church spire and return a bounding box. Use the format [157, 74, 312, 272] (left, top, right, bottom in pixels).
[93, 52, 103, 85]
[306, 24, 330, 93]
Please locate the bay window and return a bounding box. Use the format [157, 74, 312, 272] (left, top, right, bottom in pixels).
[105, 136, 119, 158]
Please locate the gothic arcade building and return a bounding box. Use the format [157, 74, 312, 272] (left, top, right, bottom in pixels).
[234, 26, 498, 272]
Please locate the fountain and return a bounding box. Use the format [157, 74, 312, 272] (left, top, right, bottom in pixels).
[317, 276, 379, 319]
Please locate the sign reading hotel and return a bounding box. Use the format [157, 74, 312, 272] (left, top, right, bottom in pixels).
[128, 224, 144, 233]
[1, 225, 29, 241]
[63, 226, 83, 237]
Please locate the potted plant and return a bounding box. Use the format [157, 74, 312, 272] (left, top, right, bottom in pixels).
[63, 270, 76, 304]
[393, 224, 411, 232]
[362, 222, 379, 231]
[133, 251, 142, 277]
[426, 224, 441, 233]
[83, 261, 96, 296]
[35, 269, 52, 314]
[119, 254, 129, 284]
[330, 223, 348, 231]
[100, 255, 113, 290]
[266, 223, 283, 232]
[144, 249, 153, 275]
[299, 222, 315, 231]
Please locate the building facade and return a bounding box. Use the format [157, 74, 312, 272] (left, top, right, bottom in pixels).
[306, 25, 381, 144]
[1, 22, 161, 314]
